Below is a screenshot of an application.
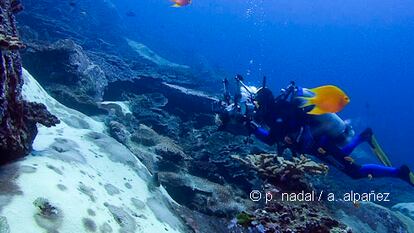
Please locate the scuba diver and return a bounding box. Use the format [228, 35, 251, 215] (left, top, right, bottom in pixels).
[214, 75, 414, 187]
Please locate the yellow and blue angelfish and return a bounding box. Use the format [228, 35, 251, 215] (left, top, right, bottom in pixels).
[299, 85, 350, 115]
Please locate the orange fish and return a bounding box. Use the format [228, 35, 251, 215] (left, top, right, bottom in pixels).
[299, 85, 350, 115]
[171, 0, 192, 7]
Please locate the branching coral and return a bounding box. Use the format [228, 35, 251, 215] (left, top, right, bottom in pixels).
[233, 154, 328, 191]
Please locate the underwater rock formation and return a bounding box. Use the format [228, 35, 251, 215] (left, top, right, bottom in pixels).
[8, 1, 414, 232]
[0, 0, 59, 163]
[333, 201, 414, 233]
[392, 203, 414, 221]
[17, 0, 124, 51]
[22, 39, 107, 114]
[0, 69, 188, 233]
[126, 38, 190, 70]
[17, 0, 223, 97]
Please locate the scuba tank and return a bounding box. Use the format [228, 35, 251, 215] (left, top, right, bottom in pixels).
[309, 113, 348, 139]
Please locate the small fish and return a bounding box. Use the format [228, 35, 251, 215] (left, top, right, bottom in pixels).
[171, 0, 192, 7]
[344, 156, 355, 164]
[299, 85, 350, 115]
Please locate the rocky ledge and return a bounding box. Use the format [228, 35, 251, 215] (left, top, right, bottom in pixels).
[0, 0, 59, 163]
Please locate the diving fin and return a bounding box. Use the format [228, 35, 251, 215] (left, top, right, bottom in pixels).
[410, 172, 414, 186]
[370, 135, 393, 167]
[399, 165, 414, 187]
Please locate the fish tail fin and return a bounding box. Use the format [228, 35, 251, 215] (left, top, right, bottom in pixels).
[297, 97, 325, 115]
[297, 96, 315, 108]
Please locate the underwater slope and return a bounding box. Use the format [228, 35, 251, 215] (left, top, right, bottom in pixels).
[0, 69, 186, 233]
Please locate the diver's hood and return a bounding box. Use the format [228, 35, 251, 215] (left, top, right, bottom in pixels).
[255, 87, 274, 110]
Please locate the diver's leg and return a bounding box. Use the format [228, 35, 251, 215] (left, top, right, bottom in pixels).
[351, 164, 414, 187]
[341, 128, 373, 155]
[357, 164, 399, 178]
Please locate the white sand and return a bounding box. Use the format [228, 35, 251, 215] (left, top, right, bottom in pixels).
[0, 69, 186, 233]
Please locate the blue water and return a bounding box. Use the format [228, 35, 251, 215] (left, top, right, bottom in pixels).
[115, 0, 414, 167]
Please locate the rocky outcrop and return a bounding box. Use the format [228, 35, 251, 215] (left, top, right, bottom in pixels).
[0, 69, 188, 233]
[17, 0, 223, 99]
[0, 0, 59, 164]
[104, 78, 219, 132]
[17, 0, 124, 50]
[333, 201, 414, 233]
[392, 203, 414, 221]
[22, 39, 107, 114]
[158, 172, 247, 217]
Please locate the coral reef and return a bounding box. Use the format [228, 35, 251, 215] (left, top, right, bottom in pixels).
[224, 153, 346, 233]
[0, 0, 59, 163]
[4, 1, 413, 232]
[235, 154, 329, 191]
[104, 100, 347, 232]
